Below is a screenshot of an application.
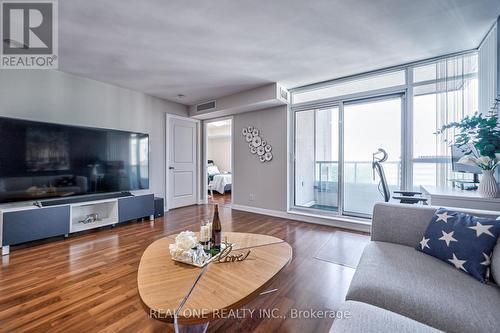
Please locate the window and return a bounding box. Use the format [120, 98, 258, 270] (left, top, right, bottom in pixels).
[295, 107, 339, 211]
[290, 52, 479, 220]
[343, 96, 402, 216]
[412, 54, 478, 189]
[293, 70, 406, 104]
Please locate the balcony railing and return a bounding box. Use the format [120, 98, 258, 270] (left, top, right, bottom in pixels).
[315, 160, 402, 188]
[315, 157, 454, 190]
[296, 158, 456, 215]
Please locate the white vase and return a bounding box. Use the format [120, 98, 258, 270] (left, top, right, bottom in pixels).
[478, 170, 499, 198]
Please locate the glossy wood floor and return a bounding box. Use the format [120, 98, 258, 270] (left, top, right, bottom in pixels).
[208, 192, 232, 206]
[0, 204, 367, 333]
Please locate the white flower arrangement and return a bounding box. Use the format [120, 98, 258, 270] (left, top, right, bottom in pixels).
[169, 231, 209, 266]
[458, 153, 500, 171]
[173, 231, 198, 251]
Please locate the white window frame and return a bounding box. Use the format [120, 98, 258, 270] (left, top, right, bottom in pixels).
[287, 49, 478, 222]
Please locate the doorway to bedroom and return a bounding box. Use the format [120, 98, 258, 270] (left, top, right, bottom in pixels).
[205, 118, 232, 206]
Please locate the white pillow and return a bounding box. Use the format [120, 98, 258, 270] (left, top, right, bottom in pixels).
[207, 165, 220, 176]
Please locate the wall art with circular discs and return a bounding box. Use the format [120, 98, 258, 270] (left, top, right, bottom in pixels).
[242, 126, 272, 163]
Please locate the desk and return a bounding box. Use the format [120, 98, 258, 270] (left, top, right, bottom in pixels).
[421, 186, 500, 212]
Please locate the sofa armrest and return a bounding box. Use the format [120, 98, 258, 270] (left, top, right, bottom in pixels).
[371, 203, 435, 247]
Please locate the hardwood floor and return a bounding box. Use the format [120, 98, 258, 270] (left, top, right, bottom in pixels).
[208, 192, 231, 206]
[0, 204, 368, 333]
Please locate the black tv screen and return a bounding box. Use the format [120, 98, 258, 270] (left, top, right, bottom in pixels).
[0, 117, 149, 203]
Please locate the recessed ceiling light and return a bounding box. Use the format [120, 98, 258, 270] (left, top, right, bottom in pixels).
[176, 94, 185, 99]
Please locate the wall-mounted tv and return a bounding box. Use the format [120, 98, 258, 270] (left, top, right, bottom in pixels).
[0, 116, 149, 204]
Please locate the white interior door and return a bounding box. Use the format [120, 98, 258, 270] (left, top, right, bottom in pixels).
[168, 117, 197, 209]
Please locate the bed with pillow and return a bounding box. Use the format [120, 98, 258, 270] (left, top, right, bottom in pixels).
[207, 161, 232, 194]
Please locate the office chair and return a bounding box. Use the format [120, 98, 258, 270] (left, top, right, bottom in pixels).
[372, 148, 427, 204]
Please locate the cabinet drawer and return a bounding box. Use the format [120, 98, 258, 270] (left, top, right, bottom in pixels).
[2, 206, 70, 245]
[118, 194, 154, 222]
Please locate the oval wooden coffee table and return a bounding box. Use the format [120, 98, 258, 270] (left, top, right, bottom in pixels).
[137, 232, 292, 332]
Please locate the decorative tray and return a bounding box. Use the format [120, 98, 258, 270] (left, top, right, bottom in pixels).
[170, 243, 232, 268]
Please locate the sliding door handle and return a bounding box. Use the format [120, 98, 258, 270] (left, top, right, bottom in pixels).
[169, 166, 175, 170]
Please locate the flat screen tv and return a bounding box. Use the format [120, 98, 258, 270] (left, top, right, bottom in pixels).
[0, 116, 149, 204]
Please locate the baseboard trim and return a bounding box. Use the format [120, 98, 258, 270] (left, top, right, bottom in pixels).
[231, 204, 371, 233]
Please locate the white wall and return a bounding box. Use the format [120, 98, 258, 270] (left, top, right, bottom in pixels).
[0, 70, 188, 205]
[207, 137, 231, 173]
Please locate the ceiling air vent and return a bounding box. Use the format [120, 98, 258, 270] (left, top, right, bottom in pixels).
[279, 87, 289, 102]
[196, 100, 216, 112]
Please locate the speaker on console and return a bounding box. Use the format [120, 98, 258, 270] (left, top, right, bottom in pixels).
[154, 197, 164, 218]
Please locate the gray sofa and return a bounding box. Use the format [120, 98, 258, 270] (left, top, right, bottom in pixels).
[332, 203, 500, 333]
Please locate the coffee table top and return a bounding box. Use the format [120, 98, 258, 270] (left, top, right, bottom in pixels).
[137, 232, 292, 324]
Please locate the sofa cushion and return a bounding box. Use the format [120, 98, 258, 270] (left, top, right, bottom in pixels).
[492, 239, 500, 284]
[346, 241, 500, 333]
[492, 216, 500, 284]
[416, 207, 500, 282]
[330, 301, 441, 333]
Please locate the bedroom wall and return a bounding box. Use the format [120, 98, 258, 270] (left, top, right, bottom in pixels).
[207, 137, 231, 173]
[0, 70, 188, 206]
[233, 106, 287, 211]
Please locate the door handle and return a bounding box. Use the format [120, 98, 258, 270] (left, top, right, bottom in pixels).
[169, 166, 175, 170]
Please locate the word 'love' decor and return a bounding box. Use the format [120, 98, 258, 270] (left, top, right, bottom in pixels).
[216, 244, 251, 263]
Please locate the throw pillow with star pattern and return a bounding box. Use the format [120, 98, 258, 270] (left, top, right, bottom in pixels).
[416, 207, 500, 283]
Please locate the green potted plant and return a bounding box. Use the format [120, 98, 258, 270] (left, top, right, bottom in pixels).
[437, 104, 499, 198]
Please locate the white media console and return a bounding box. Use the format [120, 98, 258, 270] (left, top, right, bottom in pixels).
[0, 193, 154, 255]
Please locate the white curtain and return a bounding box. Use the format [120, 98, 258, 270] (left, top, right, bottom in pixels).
[478, 23, 498, 116]
[413, 53, 478, 187]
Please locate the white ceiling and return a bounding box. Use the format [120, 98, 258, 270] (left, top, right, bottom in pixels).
[59, 0, 500, 105]
[207, 120, 231, 137]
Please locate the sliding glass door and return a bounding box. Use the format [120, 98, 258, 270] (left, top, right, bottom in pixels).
[342, 96, 403, 217]
[294, 107, 339, 211]
[291, 52, 478, 220]
[293, 95, 403, 217]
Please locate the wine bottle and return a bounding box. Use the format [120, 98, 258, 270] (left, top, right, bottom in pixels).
[211, 204, 222, 252]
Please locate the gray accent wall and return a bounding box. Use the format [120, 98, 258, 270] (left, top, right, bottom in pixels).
[233, 106, 287, 211]
[0, 70, 188, 203]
